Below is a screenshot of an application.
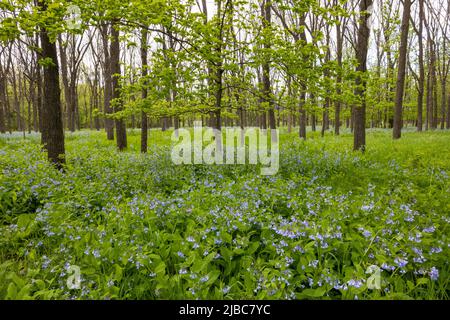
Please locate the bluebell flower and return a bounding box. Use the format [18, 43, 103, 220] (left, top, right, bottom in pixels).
[430, 247, 442, 254]
[381, 263, 395, 271]
[92, 249, 100, 258]
[394, 257, 408, 268]
[179, 268, 188, 275]
[422, 226, 435, 233]
[429, 267, 439, 281]
[309, 260, 319, 268]
[362, 230, 372, 238]
[347, 279, 364, 289]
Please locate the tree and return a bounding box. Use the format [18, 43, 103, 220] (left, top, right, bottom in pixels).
[141, 28, 148, 153]
[353, 0, 374, 151]
[393, 0, 411, 139]
[110, 23, 127, 151]
[38, 0, 65, 168]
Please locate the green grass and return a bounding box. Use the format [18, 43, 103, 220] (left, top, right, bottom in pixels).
[0, 129, 449, 300]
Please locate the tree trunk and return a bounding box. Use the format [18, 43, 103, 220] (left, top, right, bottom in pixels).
[261, 0, 276, 141]
[141, 29, 148, 153]
[393, 0, 411, 139]
[417, 0, 425, 132]
[353, 0, 373, 151]
[101, 23, 115, 140]
[39, 0, 65, 168]
[0, 63, 6, 133]
[110, 23, 127, 150]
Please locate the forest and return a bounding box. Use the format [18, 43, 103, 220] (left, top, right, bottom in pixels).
[0, 0, 449, 300]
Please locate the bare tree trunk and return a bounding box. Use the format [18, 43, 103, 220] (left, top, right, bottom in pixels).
[0, 62, 6, 133]
[417, 0, 425, 132]
[335, 21, 343, 135]
[101, 23, 114, 140]
[110, 23, 127, 150]
[353, 0, 373, 151]
[141, 29, 148, 153]
[261, 0, 276, 140]
[38, 0, 65, 168]
[58, 36, 70, 131]
[393, 0, 411, 139]
[298, 14, 308, 140]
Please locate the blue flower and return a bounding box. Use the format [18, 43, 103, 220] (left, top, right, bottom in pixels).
[381, 263, 395, 271]
[429, 267, 439, 281]
[422, 226, 435, 233]
[362, 230, 372, 238]
[347, 279, 364, 289]
[92, 249, 100, 258]
[309, 260, 319, 268]
[394, 257, 408, 268]
[430, 247, 442, 254]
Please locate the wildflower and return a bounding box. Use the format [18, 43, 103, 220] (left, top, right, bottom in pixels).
[422, 226, 435, 233]
[430, 247, 442, 254]
[92, 249, 100, 258]
[179, 268, 188, 275]
[429, 267, 439, 281]
[361, 204, 373, 212]
[394, 257, 408, 268]
[41, 256, 51, 269]
[381, 263, 395, 272]
[413, 256, 426, 264]
[200, 275, 209, 283]
[177, 251, 185, 258]
[222, 286, 231, 294]
[347, 279, 364, 289]
[285, 257, 294, 266]
[362, 230, 372, 238]
[309, 260, 319, 268]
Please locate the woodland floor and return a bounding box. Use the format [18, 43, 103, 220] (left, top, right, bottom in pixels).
[0, 128, 449, 299]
